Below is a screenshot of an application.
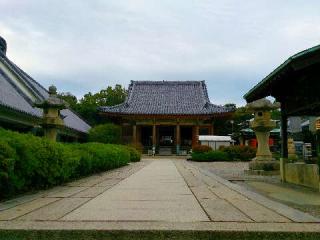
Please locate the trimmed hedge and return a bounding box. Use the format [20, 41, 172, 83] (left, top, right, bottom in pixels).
[192, 145, 212, 153]
[191, 145, 256, 162]
[191, 151, 230, 162]
[88, 123, 122, 144]
[0, 128, 131, 199]
[220, 145, 256, 161]
[126, 146, 141, 162]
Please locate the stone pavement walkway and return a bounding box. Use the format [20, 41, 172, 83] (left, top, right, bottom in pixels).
[63, 160, 208, 222]
[0, 158, 320, 233]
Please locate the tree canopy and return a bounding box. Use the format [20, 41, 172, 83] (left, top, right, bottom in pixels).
[58, 84, 127, 126]
[214, 104, 281, 137]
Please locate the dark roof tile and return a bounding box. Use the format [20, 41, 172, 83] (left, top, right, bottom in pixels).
[100, 81, 230, 115]
[0, 54, 90, 133]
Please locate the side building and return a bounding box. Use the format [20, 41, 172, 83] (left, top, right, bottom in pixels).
[0, 36, 90, 141]
[100, 80, 233, 155]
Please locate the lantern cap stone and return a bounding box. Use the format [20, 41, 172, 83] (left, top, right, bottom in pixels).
[34, 86, 65, 109]
[48, 85, 57, 95]
[246, 98, 280, 111]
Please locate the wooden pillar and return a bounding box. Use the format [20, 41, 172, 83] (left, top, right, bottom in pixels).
[176, 123, 181, 155]
[280, 108, 288, 182]
[132, 124, 137, 145]
[152, 123, 156, 147]
[192, 124, 199, 148]
[281, 111, 288, 158]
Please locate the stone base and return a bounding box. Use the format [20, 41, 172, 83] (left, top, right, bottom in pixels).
[249, 160, 280, 172]
[245, 169, 280, 176]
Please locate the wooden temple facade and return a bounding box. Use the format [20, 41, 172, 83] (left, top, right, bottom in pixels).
[100, 81, 232, 155]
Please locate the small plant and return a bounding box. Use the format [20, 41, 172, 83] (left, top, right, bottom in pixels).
[191, 150, 229, 162]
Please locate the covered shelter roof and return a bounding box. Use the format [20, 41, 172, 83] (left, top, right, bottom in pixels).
[100, 81, 232, 116]
[244, 44, 320, 116]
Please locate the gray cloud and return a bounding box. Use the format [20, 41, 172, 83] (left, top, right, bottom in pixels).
[1, 0, 320, 105]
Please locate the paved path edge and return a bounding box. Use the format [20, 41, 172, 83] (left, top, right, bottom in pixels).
[186, 161, 320, 223]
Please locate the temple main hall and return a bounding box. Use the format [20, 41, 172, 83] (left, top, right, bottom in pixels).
[100, 80, 232, 155]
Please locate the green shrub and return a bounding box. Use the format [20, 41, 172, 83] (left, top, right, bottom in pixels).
[219, 145, 256, 161]
[192, 145, 212, 153]
[126, 146, 141, 162]
[88, 123, 122, 144]
[191, 151, 229, 162]
[0, 128, 130, 199]
[0, 141, 17, 198]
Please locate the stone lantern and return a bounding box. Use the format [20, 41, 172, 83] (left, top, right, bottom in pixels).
[246, 98, 280, 172]
[35, 85, 66, 141]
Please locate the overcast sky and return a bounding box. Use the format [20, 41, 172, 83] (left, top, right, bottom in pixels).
[1, 0, 320, 106]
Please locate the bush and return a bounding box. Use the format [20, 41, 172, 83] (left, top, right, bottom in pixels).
[88, 123, 122, 144]
[219, 145, 256, 161]
[0, 128, 131, 199]
[191, 151, 230, 162]
[0, 141, 17, 197]
[192, 145, 212, 153]
[126, 146, 141, 162]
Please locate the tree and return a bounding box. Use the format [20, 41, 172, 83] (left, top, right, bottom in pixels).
[59, 85, 127, 126]
[58, 92, 78, 110]
[88, 123, 122, 144]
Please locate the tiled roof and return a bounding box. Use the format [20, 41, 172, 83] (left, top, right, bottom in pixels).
[100, 81, 231, 115]
[0, 51, 90, 133]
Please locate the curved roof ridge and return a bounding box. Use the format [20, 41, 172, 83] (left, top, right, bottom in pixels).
[100, 80, 231, 115]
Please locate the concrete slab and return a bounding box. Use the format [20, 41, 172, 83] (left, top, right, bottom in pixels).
[19, 198, 90, 220]
[71, 186, 113, 198]
[228, 199, 291, 223]
[0, 192, 45, 211]
[209, 185, 248, 200]
[190, 186, 218, 200]
[200, 199, 253, 222]
[0, 198, 59, 220]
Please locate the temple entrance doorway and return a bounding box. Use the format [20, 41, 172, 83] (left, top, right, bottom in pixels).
[158, 126, 175, 155]
[140, 126, 152, 147]
[158, 126, 174, 146]
[181, 126, 192, 153]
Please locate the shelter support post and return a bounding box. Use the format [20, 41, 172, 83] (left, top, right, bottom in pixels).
[280, 109, 288, 182]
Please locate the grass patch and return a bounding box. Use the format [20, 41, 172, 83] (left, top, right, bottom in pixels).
[0, 230, 319, 240]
